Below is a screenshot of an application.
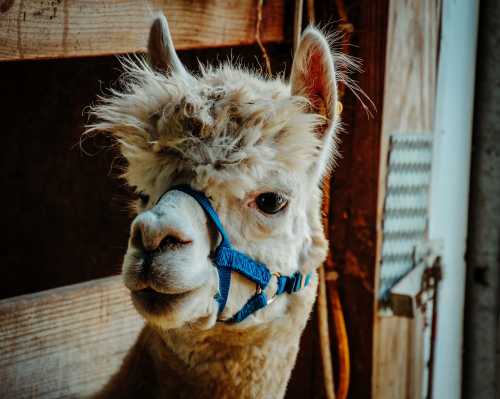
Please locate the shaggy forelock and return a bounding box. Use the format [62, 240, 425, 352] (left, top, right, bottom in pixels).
[86, 57, 325, 190]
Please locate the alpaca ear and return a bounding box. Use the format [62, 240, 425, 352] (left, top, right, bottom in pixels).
[148, 13, 190, 77]
[290, 28, 339, 179]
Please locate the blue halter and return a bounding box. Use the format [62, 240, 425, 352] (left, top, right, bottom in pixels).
[163, 185, 312, 323]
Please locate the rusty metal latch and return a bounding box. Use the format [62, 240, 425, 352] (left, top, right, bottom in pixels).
[389, 240, 443, 318]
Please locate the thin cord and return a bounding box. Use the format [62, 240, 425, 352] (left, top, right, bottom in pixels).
[318, 263, 337, 399]
[255, 0, 272, 77]
[293, 0, 303, 54]
[307, 0, 316, 25]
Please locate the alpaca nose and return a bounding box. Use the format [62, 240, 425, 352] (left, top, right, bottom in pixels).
[131, 214, 193, 253]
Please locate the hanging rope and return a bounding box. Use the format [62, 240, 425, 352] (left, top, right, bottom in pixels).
[293, 0, 304, 54]
[318, 259, 337, 399]
[327, 273, 350, 399]
[335, 0, 354, 99]
[307, 0, 316, 25]
[255, 0, 272, 77]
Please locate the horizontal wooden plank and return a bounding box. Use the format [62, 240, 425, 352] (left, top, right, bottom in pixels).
[0, 0, 285, 61]
[0, 275, 143, 399]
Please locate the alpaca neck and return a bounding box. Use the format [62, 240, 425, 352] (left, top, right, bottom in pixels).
[151, 321, 299, 398]
[148, 282, 317, 399]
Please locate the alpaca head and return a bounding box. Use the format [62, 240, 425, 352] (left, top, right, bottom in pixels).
[88, 14, 341, 330]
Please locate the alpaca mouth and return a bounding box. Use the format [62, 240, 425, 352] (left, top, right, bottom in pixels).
[132, 287, 191, 315]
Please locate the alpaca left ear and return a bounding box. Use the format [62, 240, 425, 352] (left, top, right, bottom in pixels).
[290, 28, 339, 179]
[148, 13, 190, 78]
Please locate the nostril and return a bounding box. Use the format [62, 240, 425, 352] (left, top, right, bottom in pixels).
[158, 234, 193, 252]
[131, 223, 192, 253]
[130, 217, 193, 253]
[131, 226, 145, 251]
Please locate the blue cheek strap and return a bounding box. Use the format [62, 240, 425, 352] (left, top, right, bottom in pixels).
[167, 185, 312, 323]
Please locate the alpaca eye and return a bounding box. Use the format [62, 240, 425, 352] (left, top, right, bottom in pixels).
[138, 192, 150, 205]
[255, 192, 288, 215]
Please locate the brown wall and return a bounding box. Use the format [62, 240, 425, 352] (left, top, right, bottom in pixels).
[0, 56, 130, 299]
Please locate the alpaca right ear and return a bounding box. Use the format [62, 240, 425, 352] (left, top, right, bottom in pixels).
[148, 13, 190, 77]
[290, 27, 339, 181]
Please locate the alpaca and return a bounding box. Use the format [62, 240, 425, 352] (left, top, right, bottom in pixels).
[87, 13, 343, 399]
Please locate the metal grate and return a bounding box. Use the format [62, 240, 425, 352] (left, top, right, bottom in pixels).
[379, 134, 433, 300]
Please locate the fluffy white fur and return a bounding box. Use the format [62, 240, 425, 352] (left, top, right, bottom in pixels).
[87, 13, 348, 399]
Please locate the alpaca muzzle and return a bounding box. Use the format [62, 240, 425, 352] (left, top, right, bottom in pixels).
[158, 185, 312, 323]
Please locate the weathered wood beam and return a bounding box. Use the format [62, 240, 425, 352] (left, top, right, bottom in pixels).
[372, 0, 441, 398]
[0, 0, 285, 61]
[0, 275, 143, 399]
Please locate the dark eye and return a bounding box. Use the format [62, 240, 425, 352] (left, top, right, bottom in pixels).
[138, 192, 150, 206]
[255, 192, 288, 215]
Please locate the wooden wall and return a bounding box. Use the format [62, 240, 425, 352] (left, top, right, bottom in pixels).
[0, 56, 130, 299]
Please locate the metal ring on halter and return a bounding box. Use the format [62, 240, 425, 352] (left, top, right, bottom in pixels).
[255, 271, 281, 304]
[266, 272, 281, 305]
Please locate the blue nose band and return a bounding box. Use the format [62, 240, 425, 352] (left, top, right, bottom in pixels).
[163, 185, 312, 323]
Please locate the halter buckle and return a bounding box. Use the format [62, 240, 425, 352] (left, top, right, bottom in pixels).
[265, 272, 281, 305]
